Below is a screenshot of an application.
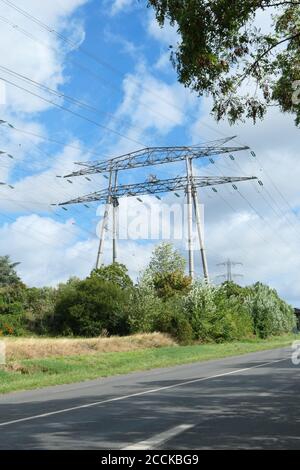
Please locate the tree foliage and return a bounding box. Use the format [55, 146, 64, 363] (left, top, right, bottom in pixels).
[90, 263, 133, 289]
[0, 251, 295, 343]
[148, 0, 300, 125]
[141, 242, 189, 293]
[145, 242, 186, 276]
[52, 270, 132, 337]
[0, 255, 21, 286]
[245, 282, 296, 337]
[153, 270, 192, 298]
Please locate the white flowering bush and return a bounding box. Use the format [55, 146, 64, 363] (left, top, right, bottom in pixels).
[245, 283, 296, 338]
[183, 281, 253, 342]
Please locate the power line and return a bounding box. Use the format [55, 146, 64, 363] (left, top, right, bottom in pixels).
[0, 10, 186, 133]
[207, 153, 298, 248]
[0, 120, 113, 158]
[224, 147, 300, 241]
[212, 188, 283, 258]
[0, 0, 266, 150]
[0, 64, 150, 138]
[0, 75, 144, 146]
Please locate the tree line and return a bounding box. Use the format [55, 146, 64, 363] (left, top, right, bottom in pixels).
[0, 244, 296, 343]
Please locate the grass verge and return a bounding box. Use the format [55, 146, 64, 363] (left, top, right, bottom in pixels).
[0, 334, 297, 394]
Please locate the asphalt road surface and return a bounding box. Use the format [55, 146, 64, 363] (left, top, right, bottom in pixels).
[0, 346, 299, 450]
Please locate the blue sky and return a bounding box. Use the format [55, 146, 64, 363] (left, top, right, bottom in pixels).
[0, 0, 299, 305]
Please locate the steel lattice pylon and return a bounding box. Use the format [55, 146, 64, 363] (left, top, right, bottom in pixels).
[58, 138, 255, 282]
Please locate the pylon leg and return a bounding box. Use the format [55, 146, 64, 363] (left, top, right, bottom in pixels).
[185, 157, 194, 280]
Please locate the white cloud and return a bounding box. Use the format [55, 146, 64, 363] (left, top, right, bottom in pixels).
[0, 214, 81, 286]
[0, 142, 107, 213]
[109, 0, 135, 16]
[146, 11, 179, 73]
[0, 0, 88, 114]
[147, 11, 178, 46]
[190, 100, 300, 305]
[0, 212, 154, 286]
[114, 65, 195, 137]
[1, 1, 299, 310]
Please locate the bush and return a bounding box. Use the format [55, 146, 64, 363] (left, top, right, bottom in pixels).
[0, 314, 26, 336]
[23, 287, 57, 334]
[128, 286, 164, 333]
[0, 285, 26, 316]
[0, 285, 27, 336]
[153, 271, 192, 299]
[245, 283, 296, 338]
[52, 274, 132, 337]
[183, 282, 254, 342]
[154, 296, 194, 345]
[128, 287, 193, 344]
[90, 263, 133, 289]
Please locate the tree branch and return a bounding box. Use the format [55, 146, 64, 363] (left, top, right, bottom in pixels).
[238, 32, 300, 85]
[260, 1, 300, 7]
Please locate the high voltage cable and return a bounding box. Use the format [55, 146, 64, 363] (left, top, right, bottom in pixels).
[0, 11, 184, 132]
[0, 187, 99, 248]
[0, 7, 257, 155]
[1, 0, 298, 265]
[250, 152, 300, 232]
[221, 148, 300, 241]
[0, 64, 148, 137]
[208, 154, 297, 248]
[0, 121, 112, 159]
[3, 0, 296, 181]
[2, 163, 103, 240]
[0, 0, 188, 115]
[0, 136, 104, 240]
[213, 189, 283, 258]
[0, 76, 144, 146]
[0, 0, 253, 146]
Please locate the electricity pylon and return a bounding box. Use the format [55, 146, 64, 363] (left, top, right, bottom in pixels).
[216, 259, 244, 283]
[59, 138, 252, 281]
[58, 175, 256, 281]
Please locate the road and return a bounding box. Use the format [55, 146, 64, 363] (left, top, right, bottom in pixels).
[0, 346, 299, 450]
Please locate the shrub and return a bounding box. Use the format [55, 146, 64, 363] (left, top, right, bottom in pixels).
[154, 296, 194, 345]
[153, 271, 192, 299]
[0, 285, 27, 335]
[128, 287, 193, 344]
[52, 274, 132, 337]
[0, 314, 26, 336]
[183, 282, 254, 342]
[23, 287, 57, 334]
[90, 263, 133, 289]
[128, 286, 164, 333]
[245, 283, 296, 338]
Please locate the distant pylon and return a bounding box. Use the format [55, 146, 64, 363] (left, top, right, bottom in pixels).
[216, 259, 243, 283]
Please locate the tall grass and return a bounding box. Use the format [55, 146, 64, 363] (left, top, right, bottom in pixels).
[4, 333, 176, 360]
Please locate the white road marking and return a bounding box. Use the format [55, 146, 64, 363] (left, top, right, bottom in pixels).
[124, 424, 193, 450]
[0, 357, 288, 427]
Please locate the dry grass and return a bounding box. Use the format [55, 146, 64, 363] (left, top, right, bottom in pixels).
[3, 333, 176, 360]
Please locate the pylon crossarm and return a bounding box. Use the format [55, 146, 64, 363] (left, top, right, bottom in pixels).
[62, 140, 250, 177]
[58, 176, 257, 206]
